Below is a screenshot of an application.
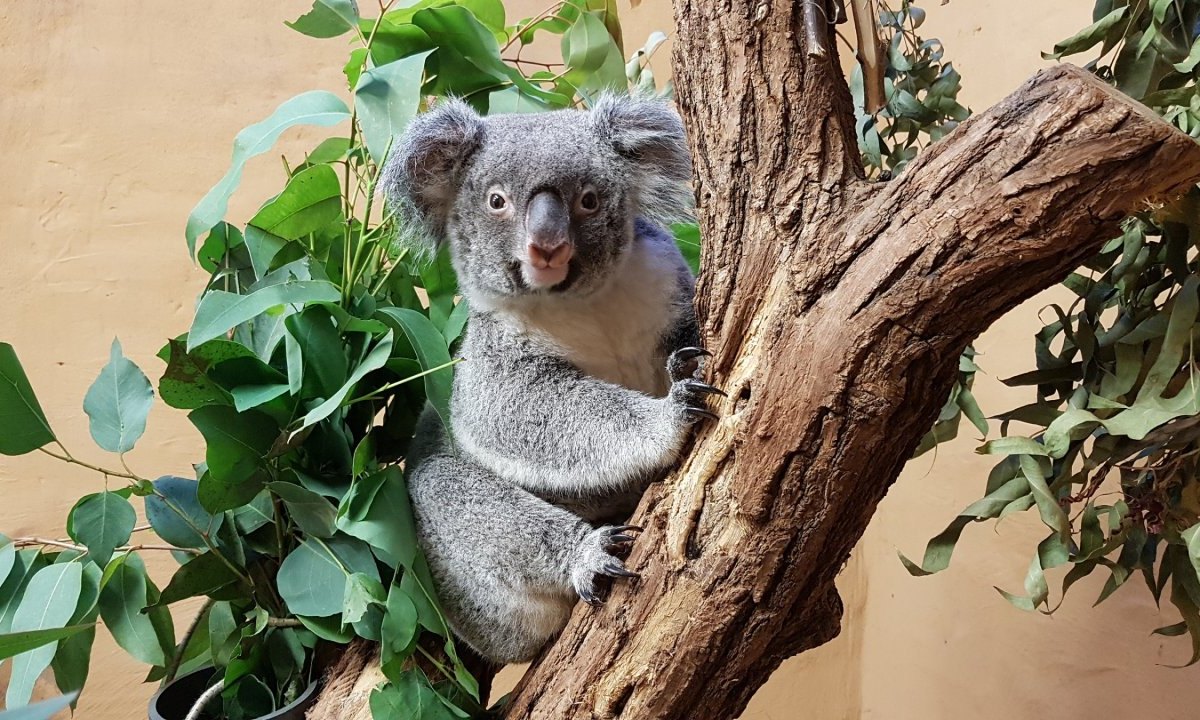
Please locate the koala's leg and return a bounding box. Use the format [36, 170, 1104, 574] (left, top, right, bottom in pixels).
[407, 449, 637, 664]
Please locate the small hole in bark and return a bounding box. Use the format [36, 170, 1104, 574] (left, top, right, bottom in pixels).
[610, 683, 635, 716]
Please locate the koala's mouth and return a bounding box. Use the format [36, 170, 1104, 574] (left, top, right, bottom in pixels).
[506, 260, 580, 293]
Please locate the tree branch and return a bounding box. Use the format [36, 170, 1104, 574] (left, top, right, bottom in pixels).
[503, 62, 1200, 720]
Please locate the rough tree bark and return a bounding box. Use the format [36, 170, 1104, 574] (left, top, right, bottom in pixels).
[307, 0, 1200, 717]
[497, 2, 1200, 719]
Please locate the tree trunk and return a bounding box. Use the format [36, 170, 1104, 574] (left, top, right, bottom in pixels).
[500, 1, 1200, 718]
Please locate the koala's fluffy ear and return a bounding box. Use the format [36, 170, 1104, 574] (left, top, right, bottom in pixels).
[382, 98, 485, 248]
[590, 94, 693, 224]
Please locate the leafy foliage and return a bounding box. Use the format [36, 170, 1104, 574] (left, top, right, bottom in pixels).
[887, 0, 1200, 664]
[0, 1, 684, 717]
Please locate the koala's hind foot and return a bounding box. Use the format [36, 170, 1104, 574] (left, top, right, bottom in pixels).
[571, 524, 643, 605]
[667, 347, 725, 423]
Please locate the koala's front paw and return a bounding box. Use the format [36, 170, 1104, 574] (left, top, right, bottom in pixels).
[667, 347, 725, 423]
[571, 525, 642, 606]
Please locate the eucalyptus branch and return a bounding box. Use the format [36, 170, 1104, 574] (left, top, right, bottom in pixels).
[166, 598, 216, 683]
[500, 1, 567, 52]
[38, 445, 138, 481]
[266, 617, 304, 627]
[13, 537, 201, 555]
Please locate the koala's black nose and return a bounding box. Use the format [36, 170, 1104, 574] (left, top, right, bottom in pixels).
[525, 191, 572, 270]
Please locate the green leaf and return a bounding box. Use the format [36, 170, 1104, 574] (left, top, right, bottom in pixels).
[285, 305, 347, 399]
[562, 10, 614, 74]
[82, 339, 154, 454]
[413, 6, 569, 106]
[155, 553, 241, 607]
[0, 343, 56, 455]
[249, 165, 342, 241]
[187, 280, 341, 351]
[343, 572, 386, 624]
[242, 226, 288, 280]
[190, 406, 280, 513]
[268, 481, 338, 538]
[0, 692, 79, 720]
[157, 337, 254, 410]
[337, 467, 418, 568]
[208, 601, 240, 667]
[1140, 276, 1198, 399]
[977, 436, 1050, 457]
[0, 624, 93, 661]
[50, 623, 94, 701]
[98, 554, 166, 665]
[487, 86, 552, 113]
[1184, 523, 1200, 584]
[442, 298, 470, 346]
[186, 91, 351, 257]
[145, 476, 224, 549]
[6, 564, 82, 708]
[381, 583, 419, 674]
[298, 331, 394, 430]
[67, 492, 135, 567]
[0, 536, 14, 588]
[286, 0, 360, 38]
[376, 308, 455, 427]
[278, 536, 379, 617]
[370, 669, 460, 720]
[1041, 6, 1128, 59]
[355, 52, 433, 165]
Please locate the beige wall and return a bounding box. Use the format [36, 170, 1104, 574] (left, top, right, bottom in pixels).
[1, 1, 1196, 718]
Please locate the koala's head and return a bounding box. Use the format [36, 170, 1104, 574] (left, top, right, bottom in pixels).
[382, 95, 691, 303]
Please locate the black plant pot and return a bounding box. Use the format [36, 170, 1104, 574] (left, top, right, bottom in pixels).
[148, 668, 320, 720]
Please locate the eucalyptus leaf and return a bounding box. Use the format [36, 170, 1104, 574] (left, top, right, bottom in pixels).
[0, 343, 56, 456]
[286, 0, 360, 38]
[355, 52, 433, 165]
[187, 280, 341, 351]
[376, 308, 455, 427]
[186, 91, 351, 256]
[98, 554, 166, 665]
[6, 563, 82, 708]
[249, 165, 342, 241]
[67, 492, 136, 567]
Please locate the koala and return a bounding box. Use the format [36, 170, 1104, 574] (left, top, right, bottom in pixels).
[382, 95, 721, 665]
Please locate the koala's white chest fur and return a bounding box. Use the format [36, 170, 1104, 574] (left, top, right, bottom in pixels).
[498, 236, 681, 397]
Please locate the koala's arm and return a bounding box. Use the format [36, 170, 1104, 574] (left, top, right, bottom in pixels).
[452, 350, 700, 498]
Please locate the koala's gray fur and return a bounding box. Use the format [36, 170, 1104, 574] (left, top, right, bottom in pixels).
[383, 95, 718, 665]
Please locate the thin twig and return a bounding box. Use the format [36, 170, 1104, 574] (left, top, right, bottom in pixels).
[184, 679, 225, 720]
[267, 617, 304, 628]
[166, 598, 215, 683]
[13, 537, 200, 555]
[37, 446, 138, 481]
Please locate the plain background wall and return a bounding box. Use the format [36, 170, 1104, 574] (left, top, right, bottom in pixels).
[1, 1, 1197, 718]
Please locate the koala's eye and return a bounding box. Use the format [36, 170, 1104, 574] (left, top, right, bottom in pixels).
[577, 187, 600, 215]
[488, 193, 507, 211]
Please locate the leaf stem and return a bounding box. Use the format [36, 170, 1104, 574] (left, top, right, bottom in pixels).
[346, 358, 463, 405]
[13, 537, 201, 555]
[38, 445, 139, 481]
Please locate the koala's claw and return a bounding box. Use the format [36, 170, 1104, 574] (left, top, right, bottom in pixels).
[602, 559, 640, 578]
[685, 406, 720, 422]
[673, 347, 711, 362]
[572, 525, 641, 605]
[668, 346, 712, 382]
[682, 379, 727, 397]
